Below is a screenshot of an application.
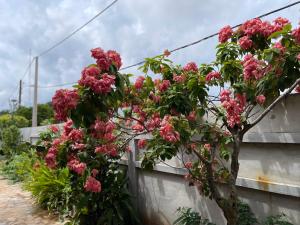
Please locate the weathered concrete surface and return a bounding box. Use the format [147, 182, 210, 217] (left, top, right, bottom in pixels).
[0, 176, 63, 225]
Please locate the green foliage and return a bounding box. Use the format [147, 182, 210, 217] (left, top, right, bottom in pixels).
[237, 201, 259, 225]
[15, 103, 54, 126]
[262, 214, 293, 225]
[173, 207, 216, 225]
[0, 149, 38, 182]
[0, 114, 29, 128]
[0, 125, 25, 157]
[24, 163, 72, 216]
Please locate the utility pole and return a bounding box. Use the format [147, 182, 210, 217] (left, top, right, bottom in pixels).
[18, 80, 22, 107]
[32, 56, 38, 127]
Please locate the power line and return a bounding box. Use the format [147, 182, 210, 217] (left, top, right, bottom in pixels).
[29, 0, 300, 89]
[38, 0, 119, 57]
[8, 58, 35, 100]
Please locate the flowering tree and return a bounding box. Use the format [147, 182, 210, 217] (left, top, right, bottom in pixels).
[49, 17, 300, 225]
[124, 17, 300, 225]
[46, 48, 140, 224]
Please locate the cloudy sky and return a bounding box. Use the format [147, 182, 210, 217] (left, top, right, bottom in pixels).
[0, 0, 299, 110]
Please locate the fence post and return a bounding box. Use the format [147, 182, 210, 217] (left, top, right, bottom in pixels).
[127, 138, 139, 212]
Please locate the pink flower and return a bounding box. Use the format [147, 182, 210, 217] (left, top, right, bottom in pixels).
[52, 89, 79, 121]
[238, 36, 253, 50]
[107, 50, 122, 70]
[273, 17, 290, 32]
[79, 72, 115, 94]
[63, 119, 73, 136]
[203, 144, 211, 151]
[184, 161, 193, 169]
[295, 85, 300, 93]
[218, 25, 233, 43]
[164, 49, 171, 57]
[220, 91, 246, 128]
[158, 80, 171, 92]
[45, 147, 58, 169]
[84, 176, 101, 193]
[49, 125, 59, 133]
[189, 143, 196, 150]
[242, 54, 265, 81]
[296, 54, 300, 61]
[173, 74, 185, 83]
[137, 139, 147, 149]
[187, 111, 196, 121]
[134, 76, 145, 89]
[67, 159, 86, 176]
[292, 27, 300, 44]
[256, 95, 266, 105]
[132, 123, 145, 132]
[91, 47, 106, 59]
[95, 144, 118, 157]
[273, 42, 285, 54]
[183, 62, 198, 72]
[149, 92, 161, 103]
[72, 143, 86, 151]
[159, 116, 180, 143]
[81, 66, 101, 77]
[67, 129, 84, 142]
[91, 169, 99, 177]
[205, 71, 221, 82]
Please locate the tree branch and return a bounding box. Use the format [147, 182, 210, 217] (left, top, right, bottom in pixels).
[243, 78, 300, 134]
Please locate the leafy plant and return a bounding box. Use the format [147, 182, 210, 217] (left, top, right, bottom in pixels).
[237, 201, 259, 225]
[174, 207, 216, 225]
[24, 163, 72, 217]
[262, 214, 293, 225]
[0, 125, 26, 157]
[0, 149, 38, 182]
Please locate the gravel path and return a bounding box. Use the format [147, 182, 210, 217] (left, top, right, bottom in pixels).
[0, 176, 63, 225]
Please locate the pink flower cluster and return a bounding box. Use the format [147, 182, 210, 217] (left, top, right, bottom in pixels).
[219, 25, 233, 43]
[158, 80, 171, 92]
[67, 159, 87, 176]
[183, 62, 198, 72]
[205, 71, 221, 82]
[159, 116, 180, 142]
[137, 139, 147, 149]
[134, 76, 145, 89]
[242, 54, 265, 81]
[273, 42, 285, 54]
[241, 17, 289, 38]
[256, 95, 266, 105]
[145, 112, 161, 131]
[292, 27, 300, 44]
[67, 129, 84, 143]
[95, 144, 118, 157]
[91, 119, 116, 141]
[79, 71, 116, 94]
[45, 146, 58, 169]
[238, 36, 253, 50]
[52, 89, 79, 121]
[220, 90, 246, 128]
[173, 74, 185, 83]
[91, 47, 122, 71]
[187, 111, 196, 121]
[84, 176, 101, 193]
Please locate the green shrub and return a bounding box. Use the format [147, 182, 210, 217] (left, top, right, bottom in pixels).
[24, 163, 72, 217]
[238, 201, 259, 225]
[174, 207, 216, 225]
[262, 214, 293, 225]
[0, 125, 23, 157]
[0, 114, 29, 128]
[0, 149, 38, 182]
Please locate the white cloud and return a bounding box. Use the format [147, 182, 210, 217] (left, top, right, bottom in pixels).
[0, 0, 299, 110]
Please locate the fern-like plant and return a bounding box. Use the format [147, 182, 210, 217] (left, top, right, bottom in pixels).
[174, 207, 216, 225]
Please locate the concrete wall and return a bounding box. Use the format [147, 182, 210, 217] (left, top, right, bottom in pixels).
[20, 94, 300, 225]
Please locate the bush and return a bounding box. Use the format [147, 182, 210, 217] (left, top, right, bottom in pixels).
[262, 214, 293, 225]
[174, 207, 216, 225]
[24, 162, 72, 217]
[0, 149, 38, 182]
[0, 125, 23, 157]
[0, 114, 29, 128]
